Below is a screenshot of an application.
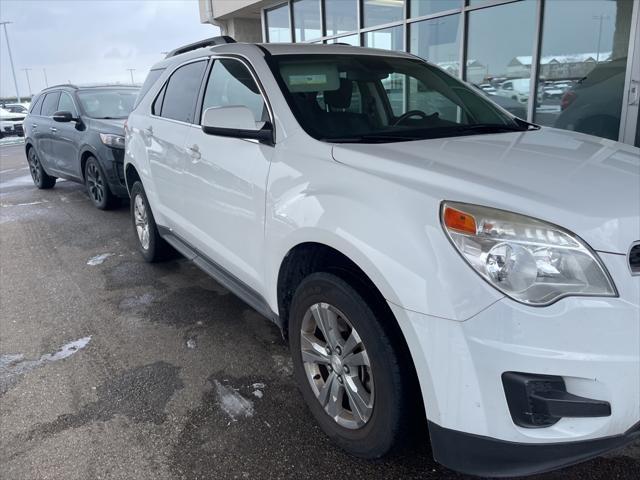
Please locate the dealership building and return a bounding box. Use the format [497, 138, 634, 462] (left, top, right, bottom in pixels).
[199, 0, 639, 147]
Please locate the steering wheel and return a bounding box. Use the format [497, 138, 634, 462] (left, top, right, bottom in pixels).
[393, 110, 428, 126]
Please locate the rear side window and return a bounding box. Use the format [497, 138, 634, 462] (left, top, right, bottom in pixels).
[135, 68, 165, 109]
[30, 95, 44, 115]
[158, 61, 207, 123]
[41, 92, 61, 117]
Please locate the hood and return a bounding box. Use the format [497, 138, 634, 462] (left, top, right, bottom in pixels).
[89, 117, 126, 133]
[332, 127, 640, 254]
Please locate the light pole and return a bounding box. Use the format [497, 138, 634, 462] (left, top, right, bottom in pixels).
[126, 68, 136, 85]
[592, 14, 610, 63]
[43, 68, 49, 87]
[22, 68, 32, 96]
[0, 21, 21, 102]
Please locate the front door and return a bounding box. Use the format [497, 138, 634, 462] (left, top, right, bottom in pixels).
[181, 57, 274, 292]
[51, 91, 83, 178]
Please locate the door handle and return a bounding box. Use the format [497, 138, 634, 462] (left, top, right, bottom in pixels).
[629, 79, 639, 106]
[187, 144, 201, 161]
[144, 126, 153, 136]
[32, 124, 38, 129]
[50, 127, 57, 133]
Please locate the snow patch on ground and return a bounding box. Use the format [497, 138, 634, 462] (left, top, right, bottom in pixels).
[0, 336, 91, 395]
[0, 137, 25, 147]
[213, 380, 254, 421]
[87, 253, 114, 265]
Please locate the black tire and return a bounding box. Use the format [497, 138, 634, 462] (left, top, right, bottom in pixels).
[27, 147, 56, 189]
[289, 272, 410, 459]
[84, 156, 117, 210]
[130, 181, 170, 262]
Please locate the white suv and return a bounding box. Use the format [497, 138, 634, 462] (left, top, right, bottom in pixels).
[124, 37, 640, 477]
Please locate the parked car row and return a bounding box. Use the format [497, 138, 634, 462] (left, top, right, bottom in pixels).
[0, 105, 26, 138]
[22, 37, 640, 478]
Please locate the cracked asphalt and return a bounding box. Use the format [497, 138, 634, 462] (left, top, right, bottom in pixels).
[1, 143, 638, 480]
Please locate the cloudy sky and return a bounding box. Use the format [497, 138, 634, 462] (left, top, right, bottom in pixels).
[0, 0, 220, 99]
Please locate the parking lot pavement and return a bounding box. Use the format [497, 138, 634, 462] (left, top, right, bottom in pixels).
[1, 143, 638, 480]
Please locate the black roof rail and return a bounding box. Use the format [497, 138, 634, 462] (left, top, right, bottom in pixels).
[165, 36, 236, 58]
[42, 83, 78, 91]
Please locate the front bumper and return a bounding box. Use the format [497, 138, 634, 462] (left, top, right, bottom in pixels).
[390, 252, 639, 476]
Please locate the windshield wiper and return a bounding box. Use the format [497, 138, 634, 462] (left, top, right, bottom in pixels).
[321, 134, 423, 143]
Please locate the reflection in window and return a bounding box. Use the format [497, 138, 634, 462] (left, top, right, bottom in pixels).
[363, 0, 404, 28]
[535, 0, 632, 141]
[293, 0, 321, 42]
[410, 14, 461, 77]
[410, 0, 461, 18]
[267, 4, 291, 43]
[331, 34, 360, 46]
[466, 0, 536, 112]
[325, 0, 358, 36]
[364, 26, 404, 51]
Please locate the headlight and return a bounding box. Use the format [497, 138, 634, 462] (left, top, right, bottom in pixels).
[441, 202, 616, 306]
[99, 133, 125, 149]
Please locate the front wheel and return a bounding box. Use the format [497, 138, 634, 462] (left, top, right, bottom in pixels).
[85, 157, 117, 210]
[289, 272, 410, 459]
[27, 147, 56, 189]
[130, 181, 170, 262]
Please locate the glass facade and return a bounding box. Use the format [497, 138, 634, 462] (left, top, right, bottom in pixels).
[263, 0, 639, 144]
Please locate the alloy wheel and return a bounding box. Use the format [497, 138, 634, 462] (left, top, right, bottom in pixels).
[86, 162, 105, 204]
[134, 194, 150, 250]
[28, 149, 41, 185]
[300, 302, 374, 429]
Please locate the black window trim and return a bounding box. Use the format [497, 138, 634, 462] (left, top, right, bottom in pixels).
[150, 58, 209, 126]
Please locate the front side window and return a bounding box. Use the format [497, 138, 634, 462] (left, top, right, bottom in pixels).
[57, 92, 78, 116]
[202, 59, 267, 124]
[41, 92, 61, 117]
[157, 61, 207, 123]
[270, 54, 525, 142]
[77, 89, 139, 119]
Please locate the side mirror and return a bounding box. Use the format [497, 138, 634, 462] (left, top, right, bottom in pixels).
[201, 106, 273, 145]
[53, 111, 74, 123]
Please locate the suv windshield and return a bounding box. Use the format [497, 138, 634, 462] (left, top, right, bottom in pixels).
[269, 54, 531, 143]
[77, 88, 139, 119]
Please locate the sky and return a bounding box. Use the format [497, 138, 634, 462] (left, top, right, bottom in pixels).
[0, 0, 220, 99]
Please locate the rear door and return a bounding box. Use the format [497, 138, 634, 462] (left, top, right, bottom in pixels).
[51, 91, 83, 178]
[36, 91, 61, 172]
[144, 59, 208, 231]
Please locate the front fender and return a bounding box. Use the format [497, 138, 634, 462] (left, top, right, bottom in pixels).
[264, 141, 502, 322]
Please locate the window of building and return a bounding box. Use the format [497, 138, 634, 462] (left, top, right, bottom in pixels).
[325, 0, 358, 36]
[293, 0, 321, 41]
[267, 4, 291, 42]
[57, 92, 77, 116]
[409, 0, 461, 18]
[202, 59, 267, 124]
[466, 0, 536, 112]
[410, 13, 461, 76]
[158, 60, 207, 123]
[41, 92, 61, 117]
[364, 25, 404, 51]
[363, 0, 404, 28]
[534, 0, 633, 141]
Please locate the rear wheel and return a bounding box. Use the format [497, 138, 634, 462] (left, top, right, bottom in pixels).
[289, 272, 409, 458]
[85, 156, 117, 210]
[27, 147, 56, 189]
[130, 181, 170, 262]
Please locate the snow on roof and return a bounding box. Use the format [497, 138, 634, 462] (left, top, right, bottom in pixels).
[513, 52, 612, 66]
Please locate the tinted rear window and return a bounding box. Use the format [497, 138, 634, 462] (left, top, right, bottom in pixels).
[41, 92, 61, 116]
[30, 95, 44, 115]
[159, 60, 207, 123]
[135, 68, 165, 109]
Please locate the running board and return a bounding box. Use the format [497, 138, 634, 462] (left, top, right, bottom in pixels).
[157, 226, 282, 329]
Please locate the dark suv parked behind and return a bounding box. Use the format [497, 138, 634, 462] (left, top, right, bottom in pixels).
[24, 84, 139, 209]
